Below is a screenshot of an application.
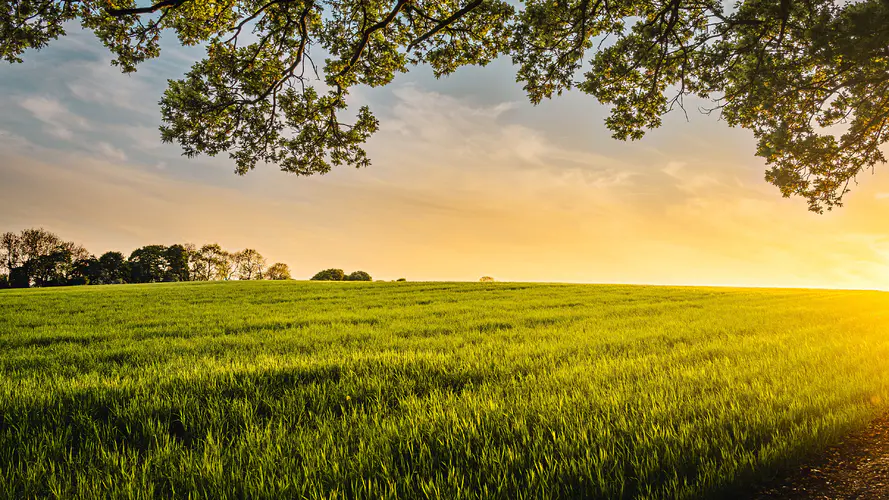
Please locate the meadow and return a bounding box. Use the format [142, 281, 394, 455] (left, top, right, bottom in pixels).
[1, 281, 889, 499]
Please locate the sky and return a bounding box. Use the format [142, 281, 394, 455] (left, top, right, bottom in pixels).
[1, 27, 889, 289]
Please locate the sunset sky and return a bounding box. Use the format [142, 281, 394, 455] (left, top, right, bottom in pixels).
[2, 28, 889, 289]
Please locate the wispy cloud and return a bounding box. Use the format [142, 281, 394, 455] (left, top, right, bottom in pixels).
[19, 97, 90, 140]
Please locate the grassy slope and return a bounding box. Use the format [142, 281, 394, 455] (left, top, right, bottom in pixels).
[1, 281, 888, 499]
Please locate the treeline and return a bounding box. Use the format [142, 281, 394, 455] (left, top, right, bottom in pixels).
[0, 228, 291, 289]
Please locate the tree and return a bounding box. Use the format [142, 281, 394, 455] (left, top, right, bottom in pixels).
[345, 270, 373, 281]
[217, 250, 239, 281]
[3, 1, 887, 212]
[265, 263, 291, 280]
[0, 232, 22, 275]
[164, 244, 191, 282]
[70, 256, 102, 285]
[194, 244, 226, 281]
[99, 251, 129, 284]
[311, 269, 345, 281]
[236, 249, 266, 280]
[128, 245, 168, 283]
[19, 228, 62, 263]
[479, 276, 494, 282]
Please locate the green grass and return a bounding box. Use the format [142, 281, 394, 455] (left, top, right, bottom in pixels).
[1, 281, 889, 499]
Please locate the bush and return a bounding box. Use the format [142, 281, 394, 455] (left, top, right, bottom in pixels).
[345, 270, 372, 282]
[311, 268, 345, 281]
[396, 278, 406, 282]
[265, 263, 291, 280]
[479, 276, 495, 282]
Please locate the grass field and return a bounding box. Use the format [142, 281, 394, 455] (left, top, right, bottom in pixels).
[1, 281, 889, 499]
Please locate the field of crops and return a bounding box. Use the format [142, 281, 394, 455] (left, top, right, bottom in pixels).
[1, 281, 888, 499]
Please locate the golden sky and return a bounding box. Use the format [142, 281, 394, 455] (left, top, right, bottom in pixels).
[1, 31, 888, 289]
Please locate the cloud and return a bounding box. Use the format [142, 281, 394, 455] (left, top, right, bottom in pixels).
[96, 142, 128, 162]
[19, 97, 90, 140]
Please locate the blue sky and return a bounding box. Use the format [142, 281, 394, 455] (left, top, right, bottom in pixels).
[2, 25, 889, 288]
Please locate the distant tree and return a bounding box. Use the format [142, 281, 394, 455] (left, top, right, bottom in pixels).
[396, 278, 407, 282]
[265, 263, 291, 280]
[345, 270, 372, 282]
[194, 244, 226, 281]
[129, 245, 168, 283]
[31, 247, 73, 287]
[71, 257, 102, 285]
[183, 243, 201, 280]
[480, 276, 495, 282]
[0, 232, 21, 274]
[164, 244, 191, 282]
[19, 228, 62, 263]
[311, 269, 345, 281]
[236, 249, 266, 280]
[217, 250, 239, 280]
[99, 251, 128, 284]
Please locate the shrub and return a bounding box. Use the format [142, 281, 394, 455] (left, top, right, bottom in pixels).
[311, 268, 345, 281]
[345, 270, 372, 282]
[396, 278, 406, 282]
[265, 263, 291, 280]
[479, 276, 495, 282]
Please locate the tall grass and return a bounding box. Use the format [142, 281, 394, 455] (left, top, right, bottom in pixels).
[1, 281, 888, 498]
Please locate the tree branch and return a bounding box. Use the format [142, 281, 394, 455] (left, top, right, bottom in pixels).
[407, 0, 484, 50]
[107, 0, 188, 16]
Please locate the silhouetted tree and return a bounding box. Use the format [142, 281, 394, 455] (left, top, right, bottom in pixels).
[345, 270, 372, 281]
[71, 257, 102, 285]
[129, 245, 168, 283]
[265, 263, 291, 280]
[99, 251, 129, 284]
[311, 269, 345, 281]
[165, 244, 191, 282]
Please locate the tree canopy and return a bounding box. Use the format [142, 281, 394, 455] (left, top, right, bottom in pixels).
[3, 0, 888, 212]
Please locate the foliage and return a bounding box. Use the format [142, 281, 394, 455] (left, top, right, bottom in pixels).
[236, 249, 266, 280]
[1, 282, 889, 497]
[0, 274, 7, 289]
[164, 244, 191, 282]
[3, 1, 889, 211]
[129, 245, 170, 283]
[396, 278, 406, 282]
[311, 268, 346, 281]
[98, 251, 129, 284]
[479, 276, 494, 282]
[264, 262, 291, 280]
[345, 270, 372, 281]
